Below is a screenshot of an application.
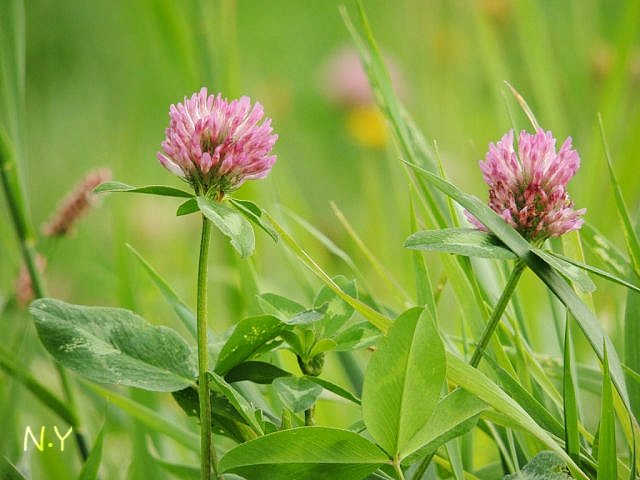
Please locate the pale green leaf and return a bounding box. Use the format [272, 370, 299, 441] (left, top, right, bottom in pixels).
[219, 427, 388, 480]
[30, 298, 196, 392]
[362, 307, 446, 457]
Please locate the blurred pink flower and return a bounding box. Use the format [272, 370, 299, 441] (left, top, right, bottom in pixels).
[320, 46, 406, 108]
[467, 129, 585, 242]
[158, 88, 277, 197]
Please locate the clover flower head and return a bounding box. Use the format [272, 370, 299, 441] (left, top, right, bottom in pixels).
[467, 129, 585, 242]
[158, 88, 277, 197]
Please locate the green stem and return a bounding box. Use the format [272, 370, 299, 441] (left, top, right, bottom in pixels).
[392, 459, 406, 480]
[304, 405, 315, 426]
[469, 261, 526, 368]
[197, 216, 218, 480]
[1, 133, 89, 461]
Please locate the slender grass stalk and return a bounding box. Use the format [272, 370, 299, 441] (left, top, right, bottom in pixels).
[469, 261, 526, 368]
[1, 131, 89, 461]
[196, 215, 218, 479]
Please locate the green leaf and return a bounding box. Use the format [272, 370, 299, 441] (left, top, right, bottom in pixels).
[362, 307, 446, 457]
[85, 381, 199, 452]
[273, 376, 323, 413]
[409, 191, 437, 318]
[172, 383, 259, 443]
[542, 249, 640, 294]
[127, 244, 197, 338]
[77, 425, 104, 480]
[581, 222, 630, 278]
[219, 427, 389, 479]
[597, 344, 617, 480]
[215, 315, 284, 375]
[332, 322, 381, 352]
[625, 213, 640, 420]
[402, 389, 486, 463]
[563, 319, 581, 462]
[488, 360, 564, 439]
[257, 293, 306, 320]
[304, 376, 361, 405]
[229, 198, 279, 242]
[285, 309, 325, 326]
[503, 451, 572, 479]
[0, 457, 26, 480]
[225, 361, 292, 384]
[600, 116, 640, 279]
[197, 196, 255, 257]
[314, 276, 357, 338]
[176, 197, 198, 216]
[209, 372, 264, 435]
[30, 298, 196, 392]
[94, 181, 193, 198]
[405, 228, 517, 260]
[534, 249, 596, 293]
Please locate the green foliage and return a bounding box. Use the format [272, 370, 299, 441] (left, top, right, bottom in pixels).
[94, 181, 193, 198]
[77, 426, 104, 480]
[219, 427, 388, 480]
[197, 196, 255, 258]
[362, 307, 446, 458]
[503, 451, 572, 480]
[30, 298, 197, 392]
[214, 314, 284, 375]
[273, 376, 323, 413]
[405, 228, 517, 260]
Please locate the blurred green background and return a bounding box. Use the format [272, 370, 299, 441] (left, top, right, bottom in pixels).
[2, 0, 639, 477]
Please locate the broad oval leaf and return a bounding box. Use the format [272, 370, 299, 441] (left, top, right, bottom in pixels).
[30, 298, 196, 392]
[273, 376, 323, 413]
[215, 315, 284, 375]
[197, 196, 255, 257]
[219, 427, 388, 480]
[362, 307, 446, 457]
[94, 181, 193, 198]
[405, 228, 516, 260]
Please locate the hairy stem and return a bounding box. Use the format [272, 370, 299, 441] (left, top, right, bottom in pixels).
[1, 133, 89, 461]
[469, 261, 526, 367]
[197, 216, 218, 479]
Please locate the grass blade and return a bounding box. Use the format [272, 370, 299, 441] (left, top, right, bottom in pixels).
[597, 344, 617, 480]
[127, 244, 197, 339]
[563, 319, 581, 462]
[77, 425, 105, 480]
[262, 209, 392, 332]
[599, 115, 640, 279]
[84, 382, 199, 452]
[543, 250, 640, 294]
